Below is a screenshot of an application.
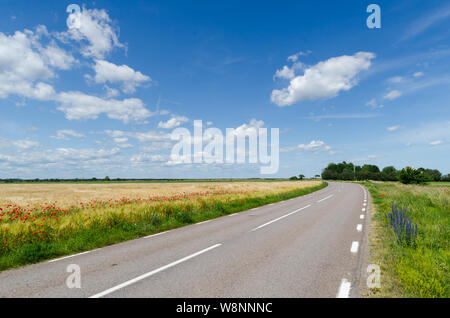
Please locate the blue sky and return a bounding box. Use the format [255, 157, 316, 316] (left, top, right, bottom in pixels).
[0, 0, 449, 179]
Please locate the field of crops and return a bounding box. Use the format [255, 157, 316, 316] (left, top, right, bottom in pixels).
[363, 181, 449, 298]
[0, 180, 324, 271]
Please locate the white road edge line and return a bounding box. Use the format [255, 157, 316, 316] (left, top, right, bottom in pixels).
[144, 231, 169, 239]
[360, 214, 365, 219]
[89, 243, 222, 298]
[48, 251, 91, 263]
[317, 194, 333, 203]
[356, 224, 363, 232]
[337, 279, 351, 298]
[350, 241, 359, 253]
[251, 205, 311, 232]
[195, 220, 211, 225]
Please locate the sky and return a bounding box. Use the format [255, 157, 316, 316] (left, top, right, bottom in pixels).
[0, 0, 449, 179]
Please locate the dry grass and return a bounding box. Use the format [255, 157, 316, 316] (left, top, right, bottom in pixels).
[0, 181, 320, 209]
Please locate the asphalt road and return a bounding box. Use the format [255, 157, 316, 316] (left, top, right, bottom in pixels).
[0, 182, 371, 298]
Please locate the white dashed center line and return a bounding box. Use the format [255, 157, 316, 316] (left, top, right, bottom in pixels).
[90, 243, 222, 298]
[251, 205, 311, 232]
[350, 241, 359, 253]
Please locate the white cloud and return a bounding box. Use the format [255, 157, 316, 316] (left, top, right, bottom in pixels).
[413, 71, 424, 78]
[11, 139, 40, 150]
[60, 7, 124, 58]
[232, 119, 265, 137]
[430, 140, 444, 146]
[287, 50, 311, 62]
[273, 65, 295, 80]
[0, 29, 58, 100]
[52, 129, 85, 140]
[55, 91, 152, 123]
[39, 40, 76, 70]
[92, 59, 151, 93]
[297, 140, 331, 152]
[103, 85, 120, 98]
[158, 116, 189, 129]
[130, 154, 165, 163]
[365, 98, 384, 109]
[271, 52, 375, 106]
[384, 89, 402, 100]
[282, 140, 333, 154]
[0, 147, 120, 165]
[387, 125, 401, 131]
[104, 129, 171, 143]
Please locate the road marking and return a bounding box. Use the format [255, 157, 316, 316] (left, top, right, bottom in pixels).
[350, 241, 359, 253]
[251, 205, 311, 232]
[363, 203, 367, 206]
[362, 208, 366, 212]
[356, 224, 363, 232]
[144, 231, 169, 239]
[337, 279, 351, 298]
[195, 220, 211, 225]
[317, 194, 333, 203]
[228, 213, 237, 217]
[48, 251, 91, 263]
[360, 214, 365, 219]
[90, 243, 222, 298]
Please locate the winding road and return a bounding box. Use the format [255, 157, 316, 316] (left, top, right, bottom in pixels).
[0, 182, 371, 298]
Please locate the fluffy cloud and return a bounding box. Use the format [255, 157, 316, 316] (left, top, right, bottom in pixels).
[384, 89, 402, 100]
[273, 65, 295, 80]
[11, 139, 40, 150]
[60, 7, 124, 58]
[92, 60, 151, 93]
[271, 52, 375, 106]
[55, 91, 152, 122]
[0, 29, 59, 100]
[52, 130, 85, 140]
[158, 116, 189, 129]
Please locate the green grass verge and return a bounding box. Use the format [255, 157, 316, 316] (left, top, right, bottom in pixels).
[361, 181, 449, 298]
[0, 182, 327, 272]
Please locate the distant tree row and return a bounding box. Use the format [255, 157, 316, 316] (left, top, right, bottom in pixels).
[321, 162, 449, 184]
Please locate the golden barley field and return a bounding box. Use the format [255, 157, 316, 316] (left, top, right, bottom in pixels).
[0, 181, 321, 209]
[0, 180, 325, 269]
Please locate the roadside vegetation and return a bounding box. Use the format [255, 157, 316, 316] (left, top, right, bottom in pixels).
[361, 181, 449, 298]
[0, 181, 326, 271]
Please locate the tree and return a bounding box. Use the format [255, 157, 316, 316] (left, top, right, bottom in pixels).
[298, 174, 305, 180]
[104, 176, 110, 181]
[381, 166, 398, 181]
[399, 167, 424, 184]
[289, 176, 298, 180]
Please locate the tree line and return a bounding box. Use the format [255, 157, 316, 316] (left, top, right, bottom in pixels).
[321, 162, 449, 184]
